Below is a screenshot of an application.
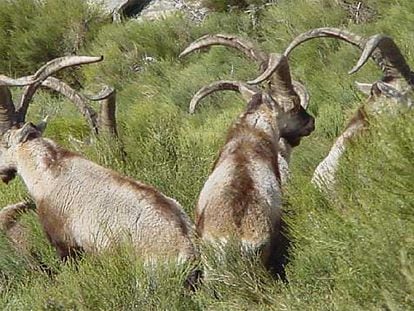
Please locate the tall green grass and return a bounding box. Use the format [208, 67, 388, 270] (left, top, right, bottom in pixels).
[0, 0, 412, 309]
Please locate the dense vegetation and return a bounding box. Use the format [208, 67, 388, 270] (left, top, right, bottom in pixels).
[0, 0, 413, 309]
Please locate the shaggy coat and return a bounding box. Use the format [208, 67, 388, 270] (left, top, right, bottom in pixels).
[0, 124, 197, 263]
[194, 93, 313, 269]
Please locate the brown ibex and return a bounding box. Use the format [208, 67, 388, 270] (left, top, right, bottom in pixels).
[0, 57, 198, 269]
[180, 34, 315, 274]
[180, 34, 311, 184]
[281, 28, 413, 189]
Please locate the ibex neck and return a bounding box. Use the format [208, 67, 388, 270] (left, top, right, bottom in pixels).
[234, 110, 279, 141]
[16, 138, 76, 199]
[221, 111, 280, 163]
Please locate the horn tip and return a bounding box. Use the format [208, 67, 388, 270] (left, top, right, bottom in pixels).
[179, 48, 192, 58]
[247, 78, 263, 85]
[348, 67, 358, 75]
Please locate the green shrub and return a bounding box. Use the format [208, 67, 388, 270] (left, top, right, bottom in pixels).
[0, 0, 108, 77]
[0, 0, 413, 309]
[201, 0, 269, 12]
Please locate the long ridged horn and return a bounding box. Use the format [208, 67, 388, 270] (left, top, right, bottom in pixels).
[84, 85, 115, 101]
[86, 86, 117, 136]
[0, 75, 42, 133]
[283, 27, 412, 82]
[0, 75, 41, 86]
[348, 34, 412, 82]
[16, 55, 104, 123]
[249, 54, 299, 102]
[181, 34, 307, 111]
[180, 34, 267, 66]
[0, 86, 17, 134]
[189, 81, 260, 114]
[292, 81, 310, 109]
[41, 77, 99, 134]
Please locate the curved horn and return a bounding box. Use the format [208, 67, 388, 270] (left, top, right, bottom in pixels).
[0, 75, 41, 87]
[84, 85, 115, 101]
[180, 34, 267, 65]
[41, 77, 99, 134]
[86, 86, 117, 136]
[189, 80, 260, 114]
[16, 55, 104, 123]
[292, 80, 310, 109]
[284, 28, 364, 57]
[283, 27, 412, 82]
[0, 86, 17, 134]
[348, 35, 412, 82]
[249, 54, 298, 102]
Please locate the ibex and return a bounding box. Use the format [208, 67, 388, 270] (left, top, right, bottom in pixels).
[0, 57, 198, 268]
[282, 28, 413, 189]
[180, 34, 311, 184]
[180, 34, 315, 273]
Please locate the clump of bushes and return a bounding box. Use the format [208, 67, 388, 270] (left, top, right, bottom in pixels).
[201, 0, 270, 12]
[0, 0, 108, 76]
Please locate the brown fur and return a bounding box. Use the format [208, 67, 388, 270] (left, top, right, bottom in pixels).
[224, 118, 281, 181]
[40, 141, 78, 171]
[196, 112, 282, 242]
[109, 172, 189, 236]
[37, 198, 80, 260]
[0, 204, 33, 254]
[228, 150, 255, 231]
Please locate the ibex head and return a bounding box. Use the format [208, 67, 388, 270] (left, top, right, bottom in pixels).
[283, 28, 414, 109]
[0, 56, 103, 183]
[180, 34, 315, 146]
[0, 123, 46, 184]
[0, 86, 46, 183]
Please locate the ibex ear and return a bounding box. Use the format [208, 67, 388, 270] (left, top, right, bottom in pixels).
[15, 122, 41, 144]
[35, 116, 48, 134]
[355, 81, 373, 95]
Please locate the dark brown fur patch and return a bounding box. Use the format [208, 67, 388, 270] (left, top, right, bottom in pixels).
[229, 151, 255, 230]
[246, 93, 263, 113]
[204, 109, 282, 237]
[195, 209, 205, 236]
[37, 198, 82, 260]
[220, 119, 281, 181]
[109, 172, 189, 236]
[40, 140, 78, 171]
[0, 169, 17, 184]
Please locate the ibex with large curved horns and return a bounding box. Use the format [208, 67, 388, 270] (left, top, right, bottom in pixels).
[0, 58, 198, 271]
[180, 35, 315, 274]
[180, 34, 312, 184]
[281, 28, 413, 189]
